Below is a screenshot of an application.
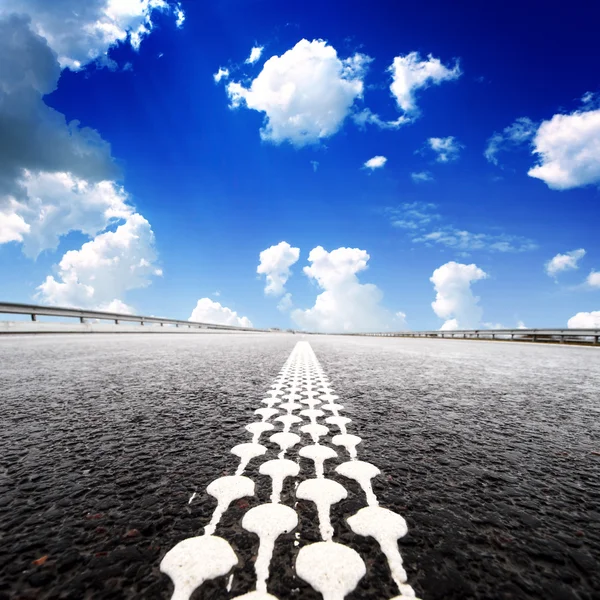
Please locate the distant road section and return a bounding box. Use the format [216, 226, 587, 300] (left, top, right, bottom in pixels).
[0, 333, 598, 599]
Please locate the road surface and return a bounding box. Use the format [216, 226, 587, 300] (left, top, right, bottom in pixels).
[0, 333, 598, 599]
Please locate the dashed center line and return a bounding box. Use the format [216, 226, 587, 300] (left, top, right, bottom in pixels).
[160, 341, 418, 599]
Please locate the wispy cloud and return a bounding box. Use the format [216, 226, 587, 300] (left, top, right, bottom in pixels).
[387, 202, 537, 253]
[411, 171, 434, 183]
[245, 45, 264, 64]
[484, 117, 537, 166]
[427, 136, 463, 162]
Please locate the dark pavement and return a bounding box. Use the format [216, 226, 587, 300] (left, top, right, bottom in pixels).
[0, 333, 598, 600]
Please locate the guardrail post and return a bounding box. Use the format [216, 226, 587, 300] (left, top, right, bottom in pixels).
[594, 335, 599, 346]
[492, 333, 495, 340]
[115, 319, 119, 325]
[560, 335, 565, 344]
[31, 314, 36, 321]
[80, 317, 85, 324]
[532, 333, 537, 342]
[141, 321, 144, 326]
[160, 322, 164, 327]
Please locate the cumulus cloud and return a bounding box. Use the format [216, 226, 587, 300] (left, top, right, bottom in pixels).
[0, 0, 182, 70]
[411, 171, 434, 183]
[363, 156, 387, 170]
[528, 108, 600, 190]
[545, 248, 586, 277]
[291, 246, 403, 332]
[389, 52, 461, 116]
[36, 214, 161, 309]
[245, 45, 264, 64]
[586, 271, 600, 288]
[0, 203, 30, 244]
[213, 67, 229, 83]
[567, 311, 600, 328]
[190, 298, 253, 328]
[17, 171, 132, 258]
[427, 136, 463, 163]
[484, 117, 536, 166]
[430, 261, 488, 330]
[257, 241, 300, 296]
[0, 6, 174, 308]
[226, 39, 371, 146]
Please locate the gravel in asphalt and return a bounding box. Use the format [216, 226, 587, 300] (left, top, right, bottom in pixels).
[0, 333, 598, 600]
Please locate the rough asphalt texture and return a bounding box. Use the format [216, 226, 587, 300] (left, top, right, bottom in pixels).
[0, 333, 598, 600]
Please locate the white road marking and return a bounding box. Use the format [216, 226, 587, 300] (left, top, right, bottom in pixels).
[160, 535, 238, 600]
[160, 341, 420, 600]
[296, 478, 347, 541]
[204, 475, 255, 536]
[295, 541, 366, 600]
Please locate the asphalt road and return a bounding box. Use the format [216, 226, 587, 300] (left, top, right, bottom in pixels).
[0, 333, 598, 600]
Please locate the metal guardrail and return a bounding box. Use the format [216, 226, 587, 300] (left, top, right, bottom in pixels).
[0, 302, 269, 333]
[348, 328, 600, 345]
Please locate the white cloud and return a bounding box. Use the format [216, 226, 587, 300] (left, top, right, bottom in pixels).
[567, 311, 600, 328]
[428, 136, 462, 163]
[411, 171, 434, 183]
[245, 45, 264, 64]
[36, 214, 161, 309]
[257, 241, 300, 296]
[484, 117, 536, 166]
[517, 320, 527, 329]
[363, 156, 387, 170]
[430, 261, 488, 330]
[389, 52, 461, 116]
[226, 39, 371, 146]
[190, 298, 252, 328]
[0, 203, 30, 243]
[395, 311, 408, 328]
[528, 108, 600, 190]
[311, 161, 319, 172]
[97, 299, 135, 314]
[587, 271, 600, 288]
[14, 171, 132, 258]
[277, 293, 293, 312]
[291, 246, 402, 333]
[0, 8, 172, 309]
[545, 248, 586, 277]
[213, 67, 229, 83]
[174, 2, 185, 28]
[0, 0, 181, 70]
[352, 108, 409, 131]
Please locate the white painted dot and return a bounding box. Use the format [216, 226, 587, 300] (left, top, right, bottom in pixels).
[298, 444, 338, 478]
[335, 460, 380, 506]
[231, 443, 267, 475]
[347, 506, 409, 590]
[160, 535, 238, 600]
[296, 541, 366, 600]
[243, 503, 298, 593]
[259, 459, 300, 503]
[205, 475, 255, 535]
[296, 478, 347, 541]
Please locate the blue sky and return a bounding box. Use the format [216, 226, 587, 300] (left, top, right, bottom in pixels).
[0, 0, 599, 331]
